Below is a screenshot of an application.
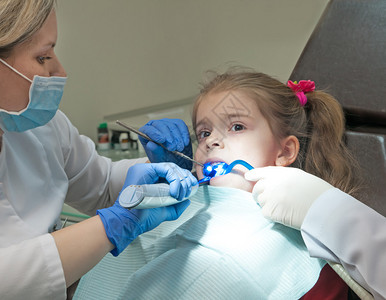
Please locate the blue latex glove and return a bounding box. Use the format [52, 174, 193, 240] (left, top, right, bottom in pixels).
[139, 118, 193, 170]
[97, 163, 197, 256]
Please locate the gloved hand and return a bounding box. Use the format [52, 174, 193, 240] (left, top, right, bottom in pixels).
[121, 162, 198, 201]
[139, 118, 193, 170]
[97, 163, 197, 256]
[244, 166, 333, 230]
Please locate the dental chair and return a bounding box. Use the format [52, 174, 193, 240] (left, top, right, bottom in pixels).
[290, 0, 386, 299]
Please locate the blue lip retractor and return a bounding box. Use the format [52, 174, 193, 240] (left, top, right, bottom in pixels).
[198, 159, 254, 185]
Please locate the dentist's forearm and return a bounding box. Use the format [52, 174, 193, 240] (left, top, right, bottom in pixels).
[51, 216, 114, 287]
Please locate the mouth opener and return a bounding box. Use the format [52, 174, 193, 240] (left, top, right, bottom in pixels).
[198, 159, 254, 184]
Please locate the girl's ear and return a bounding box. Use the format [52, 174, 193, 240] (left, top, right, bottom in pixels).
[275, 135, 299, 166]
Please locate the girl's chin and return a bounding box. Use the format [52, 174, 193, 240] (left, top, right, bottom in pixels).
[208, 173, 253, 192]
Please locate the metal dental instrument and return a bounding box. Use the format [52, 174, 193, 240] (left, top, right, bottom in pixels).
[116, 120, 204, 167]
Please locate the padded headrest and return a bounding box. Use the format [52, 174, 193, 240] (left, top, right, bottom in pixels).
[290, 0, 386, 127]
[346, 130, 386, 216]
[290, 0, 386, 216]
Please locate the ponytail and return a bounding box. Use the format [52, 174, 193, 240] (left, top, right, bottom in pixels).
[302, 91, 362, 196]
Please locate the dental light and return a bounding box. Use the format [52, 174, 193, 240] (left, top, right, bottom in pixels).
[199, 159, 254, 184]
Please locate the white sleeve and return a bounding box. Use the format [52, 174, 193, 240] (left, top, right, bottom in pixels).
[301, 188, 386, 299]
[0, 234, 66, 300]
[55, 111, 147, 215]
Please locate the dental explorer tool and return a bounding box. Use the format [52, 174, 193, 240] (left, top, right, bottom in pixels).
[116, 120, 204, 167]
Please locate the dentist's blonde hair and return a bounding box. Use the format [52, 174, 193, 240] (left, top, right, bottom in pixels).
[193, 68, 362, 196]
[0, 0, 56, 57]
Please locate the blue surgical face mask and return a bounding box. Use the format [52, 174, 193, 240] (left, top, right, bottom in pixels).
[0, 58, 67, 132]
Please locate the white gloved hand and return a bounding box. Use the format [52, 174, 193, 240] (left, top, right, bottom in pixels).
[244, 166, 333, 229]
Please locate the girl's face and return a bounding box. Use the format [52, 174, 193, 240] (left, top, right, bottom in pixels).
[0, 10, 66, 112]
[194, 90, 285, 192]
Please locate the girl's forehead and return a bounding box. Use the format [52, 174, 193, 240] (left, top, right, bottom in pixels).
[198, 90, 259, 116]
[195, 91, 264, 131]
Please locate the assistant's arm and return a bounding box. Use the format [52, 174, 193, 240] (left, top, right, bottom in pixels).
[301, 189, 386, 300]
[245, 166, 386, 300]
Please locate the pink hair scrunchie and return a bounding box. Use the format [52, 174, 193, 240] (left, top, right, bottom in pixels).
[287, 80, 315, 106]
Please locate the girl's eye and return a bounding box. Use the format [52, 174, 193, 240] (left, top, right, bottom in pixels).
[198, 130, 211, 140]
[37, 56, 51, 64]
[230, 124, 245, 132]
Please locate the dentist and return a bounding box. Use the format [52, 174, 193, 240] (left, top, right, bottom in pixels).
[0, 1, 195, 299]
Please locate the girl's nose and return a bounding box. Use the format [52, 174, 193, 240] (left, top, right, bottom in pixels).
[206, 133, 224, 150]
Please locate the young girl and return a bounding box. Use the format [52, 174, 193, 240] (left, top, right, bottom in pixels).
[192, 69, 362, 299]
[73, 70, 361, 300]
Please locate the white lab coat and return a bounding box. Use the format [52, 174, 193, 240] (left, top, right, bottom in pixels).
[0, 110, 146, 300]
[301, 188, 386, 300]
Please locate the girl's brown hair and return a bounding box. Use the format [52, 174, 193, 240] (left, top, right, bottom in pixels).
[193, 68, 362, 196]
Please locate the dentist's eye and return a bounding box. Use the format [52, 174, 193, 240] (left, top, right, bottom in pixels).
[37, 56, 52, 64]
[231, 124, 245, 131]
